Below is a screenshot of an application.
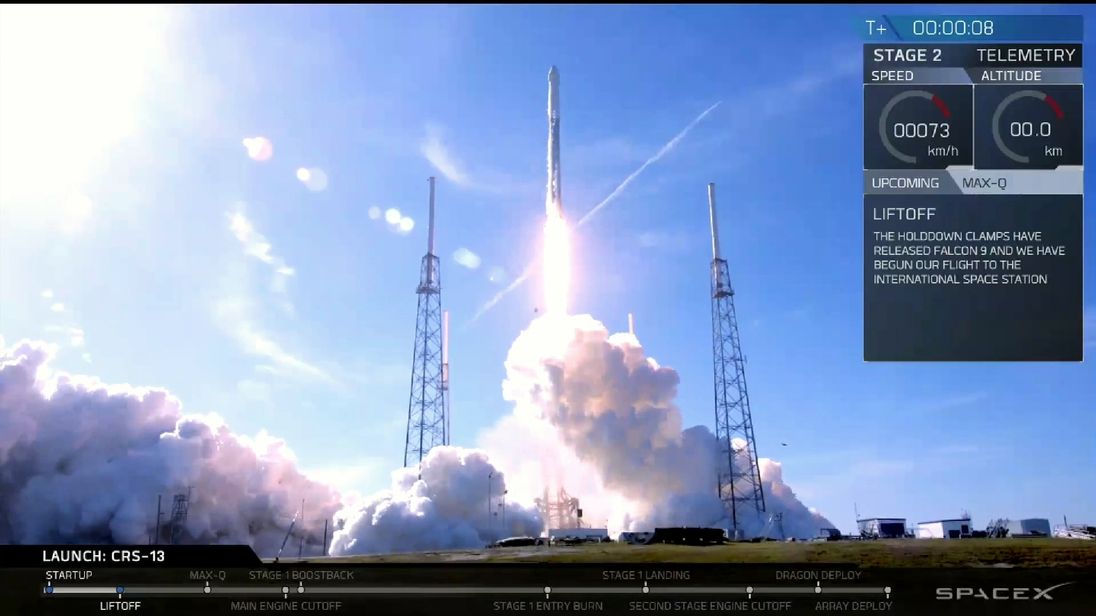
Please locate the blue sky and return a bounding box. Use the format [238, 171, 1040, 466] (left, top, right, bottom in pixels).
[1, 5, 1093, 533]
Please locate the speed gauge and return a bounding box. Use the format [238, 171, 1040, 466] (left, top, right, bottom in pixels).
[975, 85, 1083, 169]
[864, 85, 973, 168]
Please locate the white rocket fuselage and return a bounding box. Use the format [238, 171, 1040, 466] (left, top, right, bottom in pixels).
[547, 66, 562, 217]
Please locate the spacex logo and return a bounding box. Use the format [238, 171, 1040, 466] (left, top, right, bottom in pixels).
[935, 582, 1075, 601]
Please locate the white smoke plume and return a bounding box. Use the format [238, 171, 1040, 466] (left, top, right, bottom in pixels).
[1, 312, 829, 556]
[482, 314, 832, 539]
[0, 340, 339, 554]
[329, 446, 541, 555]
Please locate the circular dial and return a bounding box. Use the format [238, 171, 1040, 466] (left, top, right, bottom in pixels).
[878, 90, 953, 164]
[991, 89, 1065, 164]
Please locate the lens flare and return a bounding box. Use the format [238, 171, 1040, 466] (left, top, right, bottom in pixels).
[542, 207, 571, 316]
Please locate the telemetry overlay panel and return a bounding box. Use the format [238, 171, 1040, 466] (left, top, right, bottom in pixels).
[862, 16, 1084, 361]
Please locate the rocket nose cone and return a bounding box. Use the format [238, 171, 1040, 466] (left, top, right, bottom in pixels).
[549, 66, 559, 81]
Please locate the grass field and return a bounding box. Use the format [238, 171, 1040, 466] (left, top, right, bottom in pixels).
[303, 538, 1096, 568]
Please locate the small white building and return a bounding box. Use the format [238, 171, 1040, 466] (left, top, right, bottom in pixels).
[916, 518, 972, 539]
[857, 518, 907, 539]
[1006, 518, 1051, 537]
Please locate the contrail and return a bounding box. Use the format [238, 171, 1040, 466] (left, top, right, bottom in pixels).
[469, 260, 537, 324]
[577, 101, 720, 226]
[466, 101, 721, 326]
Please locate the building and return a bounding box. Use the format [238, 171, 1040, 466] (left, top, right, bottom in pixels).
[857, 518, 907, 539]
[617, 531, 654, 544]
[1006, 518, 1051, 537]
[916, 518, 972, 539]
[548, 528, 609, 543]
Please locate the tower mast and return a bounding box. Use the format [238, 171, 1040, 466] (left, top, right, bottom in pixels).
[404, 177, 447, 467]
[708, 183, 765, 538]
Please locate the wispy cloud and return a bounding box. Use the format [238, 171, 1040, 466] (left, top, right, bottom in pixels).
[453, 247, 482, 270]
[213, 296, 332, 384]
[916, 391, 989, 414]
[41, 291, 89, 357]
[419, 124, 538, 196]
[421, 125, 470, 187]
[236, 379, 273, 404]
[684, 48, 860, 161]
[636, 229, 692, 252]
[227, 207, 296, 302]
[44, 325, 85, 347]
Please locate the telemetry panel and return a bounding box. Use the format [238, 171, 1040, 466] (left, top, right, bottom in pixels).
[862, 16, 1084, 361]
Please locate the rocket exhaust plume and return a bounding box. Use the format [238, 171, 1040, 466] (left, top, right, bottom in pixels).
[543, 66, 571, 316]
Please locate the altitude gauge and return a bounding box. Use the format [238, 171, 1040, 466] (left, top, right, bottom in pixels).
[864, 85, 973, 169]
[975, 85, 1083, 169]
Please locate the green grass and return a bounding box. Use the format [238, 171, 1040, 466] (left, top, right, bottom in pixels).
[310, 539, 1096, 568]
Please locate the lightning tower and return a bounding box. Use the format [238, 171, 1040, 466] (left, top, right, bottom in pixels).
[404, 176, 447, 467]
[707, 183, 765, 537]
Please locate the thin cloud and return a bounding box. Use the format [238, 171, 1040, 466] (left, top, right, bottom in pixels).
[227, 208, 296, 299]
[636, 229, 692, 252]
[213, 297, 332, 384]
[421, 126, 470, 187]
[236, 379, 273, 404]
[226, 207, 297, 317]
[44, 325, 84, 347]
[453, 247, 482, 270]
[917, 392, 989, 414]
[419, 125, 536, 195]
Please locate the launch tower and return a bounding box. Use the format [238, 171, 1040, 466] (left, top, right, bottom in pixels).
[707, 183, 766, 537]
[404, 177, 448, 467]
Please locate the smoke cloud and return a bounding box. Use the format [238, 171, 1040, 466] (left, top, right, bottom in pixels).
[0, 340, 339, 554]
[329, 447, 541, 555]
[483, 314, 832, 539]
[1, 312, 830, 555]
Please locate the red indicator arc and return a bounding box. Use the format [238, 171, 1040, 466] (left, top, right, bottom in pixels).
[1044, 95, 1066, 120]
[930, 95, 952, 119]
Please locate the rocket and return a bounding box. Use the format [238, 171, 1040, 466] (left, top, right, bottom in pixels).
[547, 65, 562, 217]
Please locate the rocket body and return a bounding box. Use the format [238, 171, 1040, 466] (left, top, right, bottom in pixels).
[547, 66, 562, 217]
[542, 65, 570, 316]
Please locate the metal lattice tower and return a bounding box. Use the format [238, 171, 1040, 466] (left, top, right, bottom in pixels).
[707, 183, 765, 536]
[169, 487, 191, 545]
[404, 177, 448, 467]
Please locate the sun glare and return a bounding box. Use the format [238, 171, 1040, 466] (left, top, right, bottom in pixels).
[0, 6, 167, 209]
